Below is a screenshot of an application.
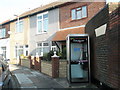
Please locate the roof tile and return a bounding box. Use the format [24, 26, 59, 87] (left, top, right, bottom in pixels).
[52, 27, 85, 41]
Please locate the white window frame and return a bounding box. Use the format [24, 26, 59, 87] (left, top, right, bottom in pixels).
[0, 28, 6, 38]
[71, 5, 87, 20]
[36, 42, 49, 56]
[23, 45, 29, 56]
[51, 46, 57, 51]
[37, 11, 48, 34]
[15, 20, 23, 33]
[15, 45, 24, 58]
[1, 47, 6, 59]
[51, 42, 57, 51]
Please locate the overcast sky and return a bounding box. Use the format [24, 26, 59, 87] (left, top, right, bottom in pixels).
[0, 0, 119, 23]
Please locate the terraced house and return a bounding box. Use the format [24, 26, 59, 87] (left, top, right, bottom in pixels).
[52, 2, 105, 57]
[9, 2, 65, 64]
[28, 2, 64, 56]
[0, 20, 10, 60]
[8, 1, 106, 64]
[10, 15, 29, 64]
[28, 1, 105, 58]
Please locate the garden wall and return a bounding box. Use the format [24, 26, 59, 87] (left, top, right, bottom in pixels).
[59, 59, 67, 77]
[22, 56, 68, 78]
[21, 59, 30, 68]
[41, 61, 52, 77]
[41, 59, 67, 78]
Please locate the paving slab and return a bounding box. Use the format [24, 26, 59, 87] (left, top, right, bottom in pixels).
[9, 64, 63, 89]
[15, 73, 33, 84]
[9, 64, 98, 89]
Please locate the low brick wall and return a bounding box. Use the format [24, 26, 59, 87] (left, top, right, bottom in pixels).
[59, 59, 67, 77]
[41, 60, 52, 77]
[21, 59, 30, 68]
[41, 59, 67, 78]
[28, 56, 68, 78]
[9, 59, 18, 64]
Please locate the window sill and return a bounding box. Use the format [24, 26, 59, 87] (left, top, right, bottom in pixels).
[0, 37, 7, 39]
[15, 32, 23, 34]
[70, 17, 87, 22]
[36, 32, 47, 35]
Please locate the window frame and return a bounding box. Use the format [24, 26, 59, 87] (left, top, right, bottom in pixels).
[15, 20, 24, 33]
[51, 46, 57, 51]
[51, 42, 56, 51]
[1, 47, 6, 59]
[15, 45, 24, 58]
[37, 12, 48, 34]
[71, 5, 88, 20]
[0, 28, 6, 38]
[36, 42, 49, 56]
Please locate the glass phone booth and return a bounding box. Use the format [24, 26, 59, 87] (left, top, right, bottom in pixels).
[66, 34, 90, 83]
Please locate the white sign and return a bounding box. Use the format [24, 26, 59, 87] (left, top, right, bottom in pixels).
[95, 24, 107, 37]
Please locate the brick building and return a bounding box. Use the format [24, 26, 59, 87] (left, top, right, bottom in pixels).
[85, 3, 119, 89]
[52, 2, 105, 53]
[0, 20, 10, 60]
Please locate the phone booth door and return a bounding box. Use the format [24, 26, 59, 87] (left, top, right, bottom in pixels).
[67, 34, 90, 83]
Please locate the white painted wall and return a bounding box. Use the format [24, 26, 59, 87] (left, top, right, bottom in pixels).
[29, 8, 59, 56]
[0, 38, 10, 60]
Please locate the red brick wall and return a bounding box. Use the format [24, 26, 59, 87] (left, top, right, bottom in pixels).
[106, 7, 120, 88]
[109, 7, 120, 30]
[59, 2, 105, 29]
[85, 4, 120, 88]
[52, 57, 59, 78]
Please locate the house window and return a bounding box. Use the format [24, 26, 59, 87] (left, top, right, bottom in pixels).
[15, 45, 24, 58]
[51, 46, 57, 51]
[0, 28, 6, 38]
[37, 12, 48, 34]
[16, 21, 23, 33]
[1, 47, 6, 59]
[36, 42, 49, 56]
[24, 45, 29, 56]
[71, 6, 87, 20]
[51, 42, 57, 51]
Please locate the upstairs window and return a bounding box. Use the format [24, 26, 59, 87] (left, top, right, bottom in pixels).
[16, 21, 23, 33]
[37, 12, 48, 34]
[0, 28, 6, 38]
[71, 6, 87, 20]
